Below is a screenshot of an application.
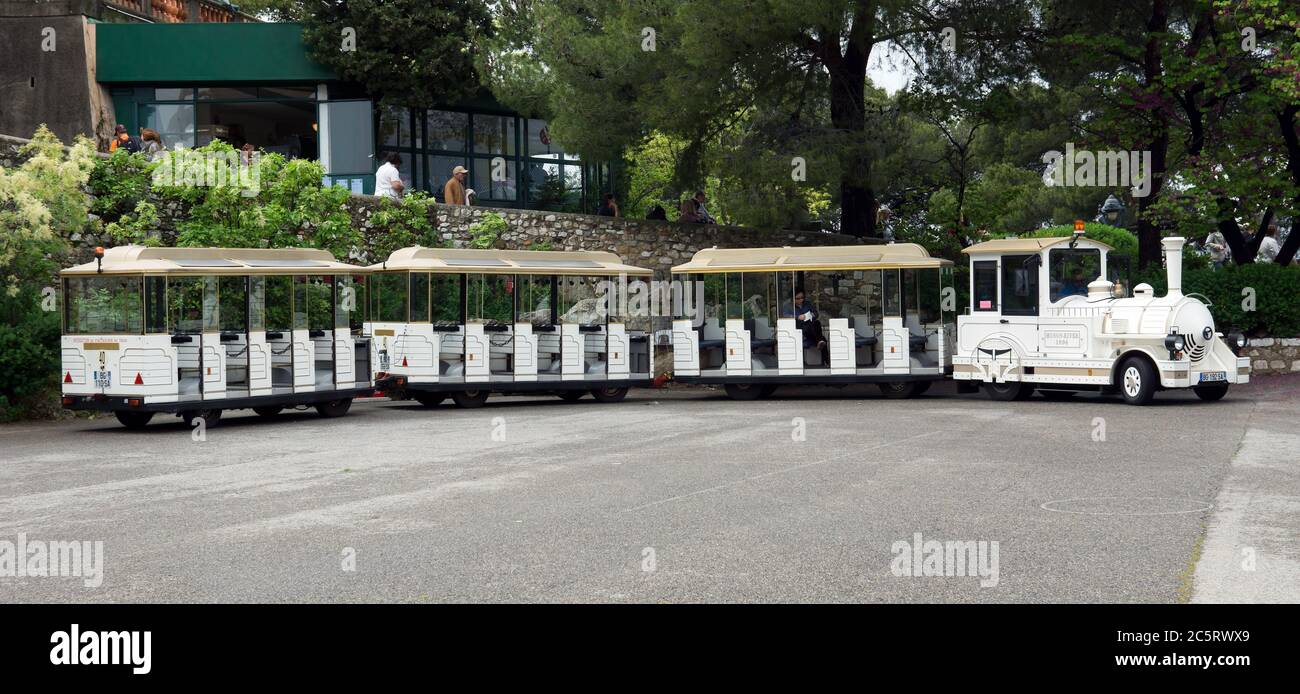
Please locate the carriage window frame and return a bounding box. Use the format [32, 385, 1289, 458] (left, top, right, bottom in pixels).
[63, 275, 146, 335]
[516, 273, 555, 327]
[466, 273, 514, 326]
[972, 261, 998, 312]
[1048, 248, 1101, 303]
[430, 273, 464, 326]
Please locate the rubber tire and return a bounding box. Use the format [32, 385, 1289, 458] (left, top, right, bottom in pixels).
[314, 398, 353, 418]
[413, 393, 447, 407]
[1118, 357, 1157, 405]
[759, 384, 779, 398]
[452, 390, 490, 408]
[114, 410, 154, 430]
[182, 408, 222, 428]
[878, 381, 920, 399]
[557, 390, 586, 402]
[590, 386, 629, 403]
[983, 381, 1031, 402]
[724, 383, 764, 401]
[1039, 389, 1076, 401]
[252, 406, 283, 417]
[1193, 384, 1229, 402]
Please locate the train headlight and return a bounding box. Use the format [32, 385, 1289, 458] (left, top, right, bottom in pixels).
[1164, 333, 1185, 353]
[1226, 332, 1247, 353]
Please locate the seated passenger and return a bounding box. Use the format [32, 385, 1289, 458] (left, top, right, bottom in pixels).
[784, 291, 829, 365]
[1060, 268, 1088, 298]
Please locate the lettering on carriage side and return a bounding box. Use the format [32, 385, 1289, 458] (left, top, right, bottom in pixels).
[50, 625, 151, 675]
[1042, 329, 1082, 349]
[0, 533, 103, 588]
[890, 533, 999, 588]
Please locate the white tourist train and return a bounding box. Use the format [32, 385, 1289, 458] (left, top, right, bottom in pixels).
[364, 246, 656, 407]
[60, 246, 372, 428]
[953, 230, 1250, 404]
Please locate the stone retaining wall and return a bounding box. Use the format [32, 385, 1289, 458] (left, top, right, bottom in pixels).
[1243, 338, 1300, 376]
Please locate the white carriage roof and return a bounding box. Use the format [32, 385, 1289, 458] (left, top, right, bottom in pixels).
[962, 236, 1114, 255]
[370, 246, 654, 276]
[671, 244, 950, 273]
[61, 245, 366, 276]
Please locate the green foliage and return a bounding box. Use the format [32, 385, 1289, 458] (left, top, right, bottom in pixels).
[88, 149, 154, 223]
[104, 201, 162, 246]
[292, 0, 494, 108]
[0, 125, 97, 420]
[1138, 264, 1300, 337]
[468, 211, 508, 249]
[368, 192, 440, 258]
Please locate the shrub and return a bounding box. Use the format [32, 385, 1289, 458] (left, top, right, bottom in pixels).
[88, 149, 153, 223]
[368, 192, 440, 260]
[468, 211, 508, 249]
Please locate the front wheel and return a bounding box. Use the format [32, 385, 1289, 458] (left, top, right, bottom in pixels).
[114, 411, 154, 430]
[1118, 357, 1157, 405]
[878, 381, 919, 399]
[1193, 383, 1229, 402]
[983, 381, 1032, 401]
[452, 390, 490, 408]
[723, 383, 764, 401]
[590, 386, 629, 403]
[759, 384, 779, 398]
[314, 398, 353, 418]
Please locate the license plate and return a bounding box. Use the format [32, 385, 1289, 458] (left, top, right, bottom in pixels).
[93, 371, 111, 387]
[378, 351, 389, 370]
[1199, 371, 1226, 383]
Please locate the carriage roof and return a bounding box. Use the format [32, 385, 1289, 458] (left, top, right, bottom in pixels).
[671, 244, 950, 274]
[370, 246, 654, 276]
[961, 236, 1114, 255]
[61, 245, 366, 276]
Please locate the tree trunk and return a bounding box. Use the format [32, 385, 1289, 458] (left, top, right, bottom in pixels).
[828, 59, 873, 237]
[1136, 0, 1170, 269]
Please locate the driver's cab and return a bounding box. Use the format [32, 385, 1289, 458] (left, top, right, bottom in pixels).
[958, 234, 1123, 358]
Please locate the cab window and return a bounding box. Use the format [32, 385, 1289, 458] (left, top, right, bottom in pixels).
[972, 261, 997, 311]
[1000, 255, 1039, 316]
[1049, 248, 1100, 302]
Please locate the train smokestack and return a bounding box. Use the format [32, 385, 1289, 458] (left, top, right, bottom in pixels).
[1162, 237, 1185, 297]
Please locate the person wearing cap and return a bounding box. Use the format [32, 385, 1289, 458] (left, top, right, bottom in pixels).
[108, 124, 140, 154]
[443, 165, 469, 205]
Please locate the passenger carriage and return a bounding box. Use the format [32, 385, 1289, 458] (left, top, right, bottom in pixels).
[60, 246, 372, 428]
[367, 247, 655, 407]
[953, 229, 1251, 404]
[670, 245, 957, 399]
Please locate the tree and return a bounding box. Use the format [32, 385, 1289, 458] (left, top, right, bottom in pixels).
[484, 0, 1034, 237]
[276, 0, 494, 108]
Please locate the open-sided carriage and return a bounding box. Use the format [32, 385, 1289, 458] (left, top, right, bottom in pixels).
[60, 246, 372, 428]
[367, 246, 655, 407]
[670, 245, 957, 399]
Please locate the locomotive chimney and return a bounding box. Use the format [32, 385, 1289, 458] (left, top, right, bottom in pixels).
[1162, 236, 1185, 297]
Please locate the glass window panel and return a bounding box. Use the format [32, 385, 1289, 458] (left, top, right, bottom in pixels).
[883, 270, 901, 316]
[347, 274, 366, 331]
[197, 86, 259, 100]
[153, 88, 191, 101]
[740, 273, 776, 325]
[466, 273, 513, 325]
[473, 114, 516, 155]
[308, 276, 334, 331]
[335, 275, 353, 329]
[698, 274, 726, 323]
[1000, 255, 1039, 316]
[219, 276, 248, 332]
[431, 274, 462, 325]
[916, 269, 942, 324]
[322, 100, 374, 173]
[973, 261, 997, 311]
[472, 156, 517, 202]
[140, 103, 195, 148]
[517, 274, 554, 326]
[167, 276, 208, 333]
[724, 274, 744, 320]
[249, 276, 265, 331]
[557, 275, 603, 326]
[527, 118, 563, 158]
[264, 276, 293, 331]
[426, 110, 468, 151]
[426, 154, 466, 197]
[525, 161, 580, 212]
[259, 85, 316, 100]
[409, 273, 430, 322]
[375, 272, 408, 323]
[198, 101, 318, 157]
[379, 105, 410, 148]
[63, 276, 144, 335]
[293, 276, 309, 330]
[145, 276, 167, 333]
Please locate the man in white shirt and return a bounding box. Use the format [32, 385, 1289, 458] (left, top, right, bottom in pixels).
[1257, 225, 1280, 263]
[374, 152, 404, 200]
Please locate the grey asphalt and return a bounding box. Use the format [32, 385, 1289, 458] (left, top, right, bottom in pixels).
[1, 376, 1295, 603]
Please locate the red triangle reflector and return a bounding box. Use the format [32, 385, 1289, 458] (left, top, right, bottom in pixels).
[64, 371, 72, 383]
[134, 372, 144, 385]
[402, 356, 408, 367]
